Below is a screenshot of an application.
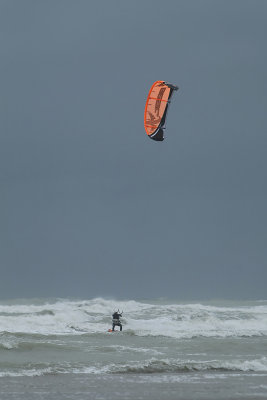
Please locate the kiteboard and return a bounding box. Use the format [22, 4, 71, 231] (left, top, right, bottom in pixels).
[108, 329, 121, 333]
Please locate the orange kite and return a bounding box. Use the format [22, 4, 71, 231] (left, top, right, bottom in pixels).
[144, 81, 178, 141]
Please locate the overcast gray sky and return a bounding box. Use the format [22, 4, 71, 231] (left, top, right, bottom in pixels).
[1, 0, 267, 300]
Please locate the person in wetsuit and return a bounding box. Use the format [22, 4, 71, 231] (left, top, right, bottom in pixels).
[112, 310, 122, 331]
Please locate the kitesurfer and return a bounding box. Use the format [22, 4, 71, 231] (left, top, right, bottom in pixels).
[112, 310, 122, 331]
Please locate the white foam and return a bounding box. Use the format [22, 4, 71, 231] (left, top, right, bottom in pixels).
[105, 356, 267, 374]
[0, 357, 266, 377]
[0, 298, 267, 338]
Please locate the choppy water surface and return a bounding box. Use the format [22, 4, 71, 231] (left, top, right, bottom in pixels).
[0, 298, 267, 399]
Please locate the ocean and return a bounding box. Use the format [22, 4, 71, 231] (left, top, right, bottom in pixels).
[0, 298, 267, 399]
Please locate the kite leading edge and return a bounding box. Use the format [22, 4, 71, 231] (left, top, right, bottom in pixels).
[144, 81, 178, 141]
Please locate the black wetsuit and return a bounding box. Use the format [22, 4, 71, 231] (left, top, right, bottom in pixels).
[112, 312, 122, 331]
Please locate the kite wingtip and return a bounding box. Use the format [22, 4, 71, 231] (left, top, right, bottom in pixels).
[164, 82, 179, 91]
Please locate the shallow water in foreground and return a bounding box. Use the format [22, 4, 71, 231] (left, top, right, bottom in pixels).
[0, 298, 267, 399]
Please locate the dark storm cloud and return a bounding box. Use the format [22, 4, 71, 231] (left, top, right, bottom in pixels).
[1, 0, 267, 299]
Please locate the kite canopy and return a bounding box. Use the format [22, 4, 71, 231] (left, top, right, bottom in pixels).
[144, 81, 178, 141]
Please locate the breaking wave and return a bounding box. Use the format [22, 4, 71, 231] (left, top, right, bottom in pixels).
[0, 297, 267, 338]
[110, 357, 267, 374]
[0, 357, 267, 377]
[0, 298, 267, 380]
